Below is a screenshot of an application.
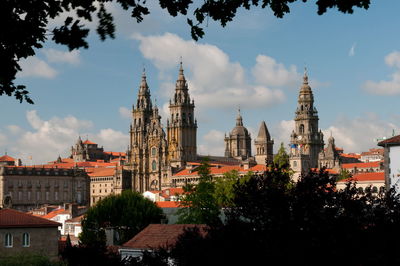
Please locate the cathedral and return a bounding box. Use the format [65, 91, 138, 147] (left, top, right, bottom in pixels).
[127, 64, 341, 191]
[289, 70, 341, 180]
[127, 62, 276, 192]
[127, 63, 197, 192]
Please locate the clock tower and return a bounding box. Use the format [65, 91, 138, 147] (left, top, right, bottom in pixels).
[289, 69, 324, 180]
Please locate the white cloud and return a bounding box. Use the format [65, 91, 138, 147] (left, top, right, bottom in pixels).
[7, 111, 128, 164]
[18, 57, 57, 79]
[363, 51, 400, 95]
[252, 55, 300, 87]
[43, 49, 81, 65]
[270, 119, 295, 152]
[94, 129, 129, 152]
[321, 113, 398, 153]
[119, 106, 131, 119]
[349, 43, 356, 57]
[133, 33, 287, 109]
[6, 125, 22, 135]
[198, 130, 225, 156]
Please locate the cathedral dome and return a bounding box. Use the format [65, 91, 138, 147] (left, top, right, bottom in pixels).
[231, 125, 249, 136]
[230, 109, 250, 136]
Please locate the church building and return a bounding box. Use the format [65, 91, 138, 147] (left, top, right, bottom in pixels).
[289, 70, 324, 180]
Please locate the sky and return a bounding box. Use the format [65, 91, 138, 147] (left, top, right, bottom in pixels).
[2, 1, 400, 164]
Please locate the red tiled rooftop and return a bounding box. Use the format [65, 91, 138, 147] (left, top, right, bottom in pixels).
[104, 151, 126, 157]
[83, 140, 96, 145]
[341, 161, 382, 169]
[378, 135, 400, 146]
[0, 155, 15, 162]
[122, 224, 207, 249]
[88, 167, 116, 177]
[339, 172, 385, 183]
[0, 209, 61, 228]
[42, 208, 69, 219]
[156, 201, 180, 208]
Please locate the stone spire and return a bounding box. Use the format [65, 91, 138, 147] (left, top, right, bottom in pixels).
[254, 121, 274, 165]
[256, 121, 271, 141]
[236, 108, 243, 126]
[136, 68, 152, 111]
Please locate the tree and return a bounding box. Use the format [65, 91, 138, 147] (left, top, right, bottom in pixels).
[133, 168, 400, 265]
[2, 0, 370, 103]
[80, 190, 164, 246]
[273, 142, 290, 169]
[337, 168, 352, 181]
[177, 160, 221, 226]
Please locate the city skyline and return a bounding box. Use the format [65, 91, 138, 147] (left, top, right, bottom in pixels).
[1, 1, 400, 164]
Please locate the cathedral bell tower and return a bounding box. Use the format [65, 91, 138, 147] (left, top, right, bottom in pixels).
[289, 69, 324, 180]
[167, 62, 197, 168]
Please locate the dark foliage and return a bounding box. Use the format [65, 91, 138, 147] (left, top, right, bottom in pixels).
[131, 167, 400, 266]
[2, 0, 370, 103]
[80, 190, 164, 246]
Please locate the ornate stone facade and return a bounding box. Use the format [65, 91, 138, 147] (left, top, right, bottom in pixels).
[167, 63, 197, 168]
[289, 71, 324, 179]
[128, 70, 170, 192]
[224, 109, 252, 160]
[128, 64, 196, 192]
[319, 135, 341, 169]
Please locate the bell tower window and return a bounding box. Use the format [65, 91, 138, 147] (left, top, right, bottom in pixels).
[299, 124, 305, 134]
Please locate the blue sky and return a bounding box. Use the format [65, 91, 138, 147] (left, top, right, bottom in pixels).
[2, 1, 400, 163]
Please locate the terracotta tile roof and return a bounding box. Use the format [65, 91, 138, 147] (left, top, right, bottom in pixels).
[122, 224, 207, 249]
[339, 172, 385, 183]
[0, 209, 61, 228]
[311, 168, 339, 174]
[341, 161, 382, 169]
[42, 208, 69, 219]
[340, 153, 361, 159]
[156, 201, 180, 208]
[88, 167, 116, 177]
[83, 140, 96, 145]
[104, 151, 126, 157]
[378, 135, 400, 146]
[0, 155, 15, 162]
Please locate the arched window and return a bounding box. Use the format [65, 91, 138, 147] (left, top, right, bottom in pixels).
[151, 147, 157, 157]
[22, 233, 30, 247]
[299, 124, 304, 134]
[4, 233, 12, 247]
[293, 161, 297, 167]
[152, 160, 157, 171]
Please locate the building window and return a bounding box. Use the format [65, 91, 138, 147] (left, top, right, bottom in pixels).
[151, 147, 157, 157]
[152, 160, 157, 171]
[4, 233, 12, 247]
[299, 124, 304, 134]
[55, 191, 59, 201]
[36, 191, 40, 201]
[46, 191, 50, 201]
[22, 233, 30, 247]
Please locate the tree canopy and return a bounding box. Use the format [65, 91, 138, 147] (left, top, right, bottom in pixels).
[2, 0, 371, 103]
[273, 142, 290, 169]
[131, 167, 400, 265]
[80, 190, 164, 246]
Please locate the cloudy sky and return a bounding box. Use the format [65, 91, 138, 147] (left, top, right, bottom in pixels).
[2, 1, 400, 164]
